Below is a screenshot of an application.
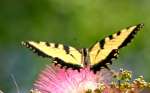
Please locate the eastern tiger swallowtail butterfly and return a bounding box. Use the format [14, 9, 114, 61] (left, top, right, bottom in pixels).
[22, 24, 144, 73]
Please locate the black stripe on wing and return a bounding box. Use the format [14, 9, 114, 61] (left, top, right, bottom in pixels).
[22, 41, 73, 58]
[45, 42, 50, 46]
[99, 24, 144, 49]
[63, 45, 70, 54]
[21, 41, 51, 58]
[54, 57, 81, 71]
[91, 49, 119, 73]
[118, 24, 144, 48]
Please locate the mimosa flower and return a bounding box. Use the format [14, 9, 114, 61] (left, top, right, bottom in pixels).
[31, 64, 113, 93]
[30, 65, 150, 93]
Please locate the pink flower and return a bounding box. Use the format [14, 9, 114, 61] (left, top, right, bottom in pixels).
[31, 65, 150, 93]
[32, 64, 113, 93]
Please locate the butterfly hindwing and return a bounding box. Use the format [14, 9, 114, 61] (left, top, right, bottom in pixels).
[91, 49, 119, 73]
[89, 24, 144, 67]
[22, 41, 82, 67]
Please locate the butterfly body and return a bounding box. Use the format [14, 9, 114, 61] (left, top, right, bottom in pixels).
[22, 24, 144, 73]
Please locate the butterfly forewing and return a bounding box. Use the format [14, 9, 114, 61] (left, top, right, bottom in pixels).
[22, 41, 82, 66]
[89, 24, 144, 66]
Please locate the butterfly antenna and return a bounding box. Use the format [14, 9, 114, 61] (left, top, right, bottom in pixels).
[10, 74, 20, 93]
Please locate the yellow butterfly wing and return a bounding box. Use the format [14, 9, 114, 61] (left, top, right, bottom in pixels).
[89, 24, 144, 67]
[22, 41, 83, 67]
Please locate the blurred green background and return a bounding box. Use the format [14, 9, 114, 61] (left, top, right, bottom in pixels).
[0, 0, 150, 93]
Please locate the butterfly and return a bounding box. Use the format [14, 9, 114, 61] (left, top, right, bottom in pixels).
[22, 24, 144, 73]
